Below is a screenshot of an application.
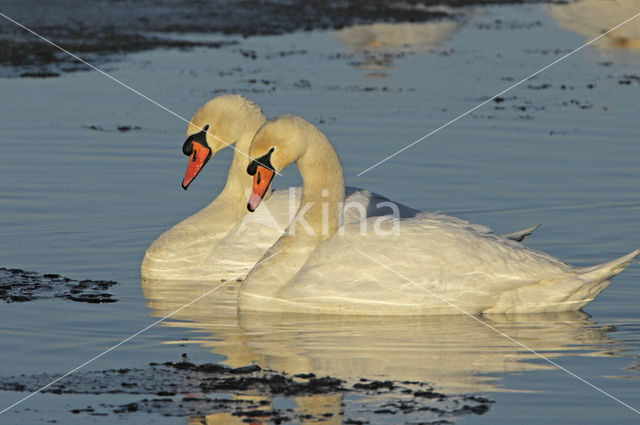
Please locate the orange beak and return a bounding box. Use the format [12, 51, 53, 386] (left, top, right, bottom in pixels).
[247, 165, 275, 211]
[182, 141, 212, 190]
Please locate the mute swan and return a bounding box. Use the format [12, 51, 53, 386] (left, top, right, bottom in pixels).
[142, 96, 537, 281]
[141, 95, 286, 281]
[239, 115, 639, 315]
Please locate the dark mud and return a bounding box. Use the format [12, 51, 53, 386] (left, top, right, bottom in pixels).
[0, 267, 118, 303]
[467, 71, 635, 121]
[84, 124, 142, 133]
[0, 0, 550, 77]
[615, 74, 640, 86]
[2, 360, 493, 422]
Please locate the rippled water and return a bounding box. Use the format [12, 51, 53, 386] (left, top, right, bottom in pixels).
[2, 2, 640, 424]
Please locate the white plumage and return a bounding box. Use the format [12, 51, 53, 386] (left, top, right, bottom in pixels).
[142, 96, 536, 282]
[238, 115, 639, 315]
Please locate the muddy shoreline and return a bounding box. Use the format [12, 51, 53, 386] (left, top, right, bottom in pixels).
[0, 0, 553, 77]
[0, 267, 118, 303]
[2, 359, 493, 422]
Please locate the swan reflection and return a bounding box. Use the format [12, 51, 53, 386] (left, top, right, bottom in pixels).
[546, 0, 640, 50]
[334, 11, 473, 73]
[186, 393, 343, 425]
[335, 20, 466, 55]
[142, 279, 617, 394]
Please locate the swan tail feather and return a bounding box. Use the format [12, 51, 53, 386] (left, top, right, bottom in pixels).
[558, 249, 640, 308]
[501, 224, 541, 242]
[576, 249, 640, 280]
[484, 249, 639, 314]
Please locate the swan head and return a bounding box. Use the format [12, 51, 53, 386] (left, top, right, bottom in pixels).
[245, 116, 311, 211]
[181, 95, 266, 189]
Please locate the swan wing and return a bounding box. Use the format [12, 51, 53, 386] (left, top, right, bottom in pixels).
[277, 216, 574, 315]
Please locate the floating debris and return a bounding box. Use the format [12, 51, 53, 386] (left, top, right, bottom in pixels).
[1, 360, 493, 422]
[0, 267, 118, 303]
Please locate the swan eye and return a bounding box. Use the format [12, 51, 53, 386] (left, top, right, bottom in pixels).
[182, 141, 193, 156]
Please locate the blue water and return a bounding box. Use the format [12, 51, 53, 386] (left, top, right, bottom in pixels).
[1, 3, 640, 424]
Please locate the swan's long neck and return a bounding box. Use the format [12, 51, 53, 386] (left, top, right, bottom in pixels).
[207, 121, 264, 223]
[289, 132, 345, 239]
[217, 133, 253, 203]
[239, 123, 345, 306]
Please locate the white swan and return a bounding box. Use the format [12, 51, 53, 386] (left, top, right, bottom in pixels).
[239, 115, 639, 315]
[142, 95, 537, 281]
[141, 95, 288, 281]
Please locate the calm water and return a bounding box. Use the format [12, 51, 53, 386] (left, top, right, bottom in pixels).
[1, 2, 640, 424]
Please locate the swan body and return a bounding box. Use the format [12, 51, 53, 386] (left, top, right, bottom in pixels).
[142, 96, 536, 281]
[142, 183, 425, 281]
[141, 95, 270, 281]
[139, 95, 419, 281]
[239, 115, 639, 315]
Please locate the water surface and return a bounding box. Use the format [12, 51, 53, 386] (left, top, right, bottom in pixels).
[1, 2, 640, 424]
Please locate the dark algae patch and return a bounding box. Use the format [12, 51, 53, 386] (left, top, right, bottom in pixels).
[84, 124, 142, 132]
[0, 0, 550, 77]
[1, 360, 493, 422]
[0, 267, 118, 303]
